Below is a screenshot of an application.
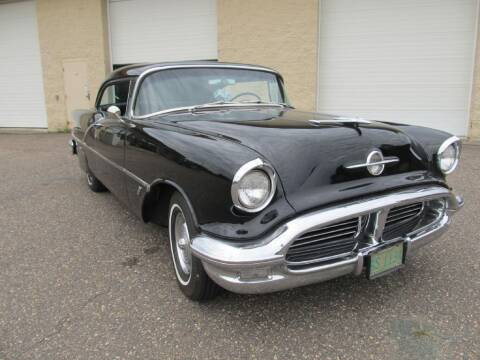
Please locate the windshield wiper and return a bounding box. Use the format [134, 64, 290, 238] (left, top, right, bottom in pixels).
[190, 101, 239, 112]
[239, 100, 295, 109]
[189, 100, 295, 113]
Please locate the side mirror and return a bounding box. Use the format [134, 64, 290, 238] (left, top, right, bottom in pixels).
[107, 105, 121, 116]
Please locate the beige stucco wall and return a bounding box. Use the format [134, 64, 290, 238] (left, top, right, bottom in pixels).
[37, 0, 110, 131]
[217, 0, 319, 111]
[469, 17, 480, 141]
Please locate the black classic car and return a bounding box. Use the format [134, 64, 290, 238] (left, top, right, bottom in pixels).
[70, 62, 464, 300]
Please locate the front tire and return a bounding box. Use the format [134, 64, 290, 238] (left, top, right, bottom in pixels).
[168, 192, 220, 301]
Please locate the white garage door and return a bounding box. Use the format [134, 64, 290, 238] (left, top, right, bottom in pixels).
[109, 0, 217, 65]
[317, 0, 478, 136]
[0, 0, 47, 128]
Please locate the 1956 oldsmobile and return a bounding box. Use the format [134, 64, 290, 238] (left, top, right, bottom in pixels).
[70, 62, 464, 300]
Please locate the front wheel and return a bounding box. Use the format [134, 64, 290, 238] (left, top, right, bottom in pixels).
[168, 192, 220, 301]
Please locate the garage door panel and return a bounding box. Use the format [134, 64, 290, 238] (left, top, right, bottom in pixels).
[324, 0, 471, 9]
[318, 0, 478, 136]
[319, 61, 473, 85]
[322, 0, 474, 17]
[0, 1, 47, 128]
[325, 109, 468, 135]
[319, 86, 470, 109]
[321, 36, 474, 59]
[321, 13, 473, 33]
[109, 0, 217, 64]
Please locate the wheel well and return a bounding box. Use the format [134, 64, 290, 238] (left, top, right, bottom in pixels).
[142, 183, 176, 226]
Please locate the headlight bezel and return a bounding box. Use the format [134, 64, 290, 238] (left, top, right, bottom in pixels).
[231, 158, 277, 213]
[436, 136, 461, 175]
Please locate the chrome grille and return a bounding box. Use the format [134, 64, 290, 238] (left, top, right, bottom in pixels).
[385, 202, 423, 228]
[286, 217, 361, 265]
[383, 202, 424, 240]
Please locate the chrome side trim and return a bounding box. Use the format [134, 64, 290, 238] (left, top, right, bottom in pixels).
[72, 134, 150, 191]
[230, 158, 277, 213]
[128, 64, 283, 119]
[73, 134, 202, 226]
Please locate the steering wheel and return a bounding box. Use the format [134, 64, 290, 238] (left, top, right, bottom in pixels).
[230, 92, 262, 102]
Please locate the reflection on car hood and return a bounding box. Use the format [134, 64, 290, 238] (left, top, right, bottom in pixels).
[158, 108, 446, 211]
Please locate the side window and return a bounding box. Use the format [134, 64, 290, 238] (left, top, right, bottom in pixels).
[97, 81, 130, 115]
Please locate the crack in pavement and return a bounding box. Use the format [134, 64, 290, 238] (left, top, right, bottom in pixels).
[13, 288, 112, 358]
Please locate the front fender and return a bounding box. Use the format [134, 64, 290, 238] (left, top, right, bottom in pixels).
[127, 123, 295, 240]
[385, 123, 454, 164]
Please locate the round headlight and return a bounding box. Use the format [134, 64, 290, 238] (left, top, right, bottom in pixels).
[232, 159, 276, 213]
[237, 170, 271, 208]
[437, 137, 461, 174]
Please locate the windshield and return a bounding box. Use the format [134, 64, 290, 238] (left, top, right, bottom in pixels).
[133, 68, 286, 116]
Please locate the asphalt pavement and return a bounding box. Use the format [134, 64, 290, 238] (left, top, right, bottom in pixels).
[0, 133, 478, 360]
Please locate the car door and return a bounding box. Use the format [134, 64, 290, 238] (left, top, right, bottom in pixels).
[87, 79, 132, 204]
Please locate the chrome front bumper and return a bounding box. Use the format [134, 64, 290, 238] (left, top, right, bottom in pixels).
[191, 186, 464, 294]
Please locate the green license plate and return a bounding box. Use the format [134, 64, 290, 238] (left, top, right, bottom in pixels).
[368, 243, 405, 279]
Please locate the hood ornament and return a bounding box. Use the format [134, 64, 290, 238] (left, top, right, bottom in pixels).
[344, 150, 399, 176]
[309, 117, 371, 126]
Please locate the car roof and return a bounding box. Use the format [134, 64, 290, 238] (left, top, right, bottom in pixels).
[106, 61, 282, 81]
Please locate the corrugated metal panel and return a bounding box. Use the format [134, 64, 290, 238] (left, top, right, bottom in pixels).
[317, 0, 478, 136]
[0, 0, 48, 128]
[109, 0, 217, 65]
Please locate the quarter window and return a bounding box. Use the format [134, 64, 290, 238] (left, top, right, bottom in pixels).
[98, 81, 131, 115]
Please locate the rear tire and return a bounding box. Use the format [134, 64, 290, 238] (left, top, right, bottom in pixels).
[168, 192, 220, 301]
[86, 168, 107, 193]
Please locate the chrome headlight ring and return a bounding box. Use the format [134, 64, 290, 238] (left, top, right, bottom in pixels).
[436, 136, 461, 175]
[231, 158, 277, 213]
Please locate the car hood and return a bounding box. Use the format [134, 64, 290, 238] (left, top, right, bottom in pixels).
[158, 107, 446, 212]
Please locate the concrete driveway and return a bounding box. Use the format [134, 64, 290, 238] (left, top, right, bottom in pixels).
[0, 133, 478, 360]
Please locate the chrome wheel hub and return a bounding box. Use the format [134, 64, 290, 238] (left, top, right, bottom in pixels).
[174, 211, 192, 276]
